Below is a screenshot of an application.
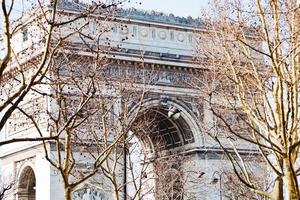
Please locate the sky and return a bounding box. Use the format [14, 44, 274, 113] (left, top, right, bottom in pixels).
[3, 0, 208, 19]
[0, 0, 208, 57]
[123, 0, 209, 18]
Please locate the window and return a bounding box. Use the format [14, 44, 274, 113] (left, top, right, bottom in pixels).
[89, 21, 96, 35]
[188, 34, 193, 43]
[152, 29, 156, 39]
[132, 26, 137, 37]
[170, 31, 174, 40]
[22, 28, 28, 42]
[112, 24, 117, 33]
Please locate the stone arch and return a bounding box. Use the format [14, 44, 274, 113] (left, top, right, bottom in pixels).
[17, 165, 36, 200]
[129, 98, 200, 155]
[127, 97, 201, 199]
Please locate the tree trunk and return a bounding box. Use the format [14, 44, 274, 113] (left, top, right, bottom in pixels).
[114, 188, 119, 200]
[272, 175, 283, 200]
[64, 186, 72, 200]
[283, 158, 298, 200]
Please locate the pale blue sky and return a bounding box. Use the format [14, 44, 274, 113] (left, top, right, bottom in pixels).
[124, 0, 208, 18]
[0, 0, 208, 33]
[7, 0, 208, 19]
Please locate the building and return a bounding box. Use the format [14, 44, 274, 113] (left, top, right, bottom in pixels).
[0, 1, 262, 200]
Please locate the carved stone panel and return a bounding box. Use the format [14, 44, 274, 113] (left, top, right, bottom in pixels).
[105, 64, 197, 88]
[6, 96, 48, 137]
[73, 187, 113, 200]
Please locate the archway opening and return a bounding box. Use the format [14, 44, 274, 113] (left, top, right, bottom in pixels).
[17, 166, 36, 200]
[132, 107, 194, 154]
[128, 105, 195, 199]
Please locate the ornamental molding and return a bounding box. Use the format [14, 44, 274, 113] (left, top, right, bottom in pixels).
[55, 1, 204, 28]
[104, 63, 200, 89]
[177, 33, 185, 42]
[158, 31, 167, 40]
[140, 28, 148, 37]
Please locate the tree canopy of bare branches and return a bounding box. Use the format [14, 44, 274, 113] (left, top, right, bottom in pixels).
[0, 0, 127, 146]
[1, 1, 150, 199]
[198, 0, 300, 199]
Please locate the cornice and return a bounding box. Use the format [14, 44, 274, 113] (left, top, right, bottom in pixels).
[55, 0, 204, 29]
[115, 8, 204, 28]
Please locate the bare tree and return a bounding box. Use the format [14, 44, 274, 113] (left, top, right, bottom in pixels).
[195, 0, 300, 199]
[0, 175, 14, 200]
[28, 18, 149, 200]
[1, 1, 151, 199]
[0, 0, 126, 146]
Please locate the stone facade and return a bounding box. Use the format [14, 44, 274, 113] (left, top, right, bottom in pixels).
[0, 1, 261, 200]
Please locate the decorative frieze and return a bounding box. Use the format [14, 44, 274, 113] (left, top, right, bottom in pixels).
[73, 187, 113, 200]
[6, 96, 48, 137]
[105, 64, 198, 88]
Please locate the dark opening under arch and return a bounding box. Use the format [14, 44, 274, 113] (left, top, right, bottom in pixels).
[17, 166, 36, 200]
[132, 107, 194, 152]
